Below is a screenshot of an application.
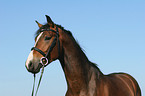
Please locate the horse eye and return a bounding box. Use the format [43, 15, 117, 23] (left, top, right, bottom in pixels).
[45, 36, 51, 40]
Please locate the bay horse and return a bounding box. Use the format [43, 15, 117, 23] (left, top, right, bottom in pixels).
[25, 15, 141, 96]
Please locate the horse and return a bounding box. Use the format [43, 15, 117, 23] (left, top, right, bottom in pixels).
[25, 15, 141, 96]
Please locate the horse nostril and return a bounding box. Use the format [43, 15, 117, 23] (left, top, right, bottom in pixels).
[28, 61, 33, 68]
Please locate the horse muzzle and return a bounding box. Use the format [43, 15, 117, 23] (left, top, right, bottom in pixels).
[25, 59, 43, 74]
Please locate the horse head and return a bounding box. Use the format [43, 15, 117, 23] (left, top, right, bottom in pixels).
[25, 15, 61, 73]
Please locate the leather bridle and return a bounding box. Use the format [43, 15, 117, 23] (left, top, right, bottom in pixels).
[31, 26, 60, 96]
[31, 26, 60, 66]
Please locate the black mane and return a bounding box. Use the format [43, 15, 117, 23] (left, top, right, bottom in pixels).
[35, 23, 72, 38]
[56, 24, 72, 36]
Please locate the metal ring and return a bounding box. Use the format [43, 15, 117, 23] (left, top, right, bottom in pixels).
[40, 57, 48, 66]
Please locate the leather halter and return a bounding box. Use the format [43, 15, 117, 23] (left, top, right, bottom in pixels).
[31, 26, 60, 66]
[31, 26, 60, 96]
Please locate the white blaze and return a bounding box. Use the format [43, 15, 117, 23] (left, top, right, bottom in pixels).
[25, 51, 33, 68]
[26, 32, 43, 68]
[34, 32, 43, 46]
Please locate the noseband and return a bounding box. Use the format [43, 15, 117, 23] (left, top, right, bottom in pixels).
[31, 26, 60, 66]
[31, 26, 60, 96]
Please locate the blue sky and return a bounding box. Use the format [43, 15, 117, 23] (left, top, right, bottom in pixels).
[0, 0, 145, 96]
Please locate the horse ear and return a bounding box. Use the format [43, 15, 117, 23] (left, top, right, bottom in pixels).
[45, 15, 54, 27]
[35, 21, 43, 28]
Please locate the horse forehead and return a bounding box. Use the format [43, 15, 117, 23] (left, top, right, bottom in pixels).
[36, 32, 44, 42]
[34, 32, 44, 47]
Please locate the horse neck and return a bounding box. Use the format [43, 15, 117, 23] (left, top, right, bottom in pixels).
[58, 32, 101, 89]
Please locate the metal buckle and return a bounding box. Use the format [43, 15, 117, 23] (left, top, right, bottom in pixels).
[40, 57, 48, 66]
